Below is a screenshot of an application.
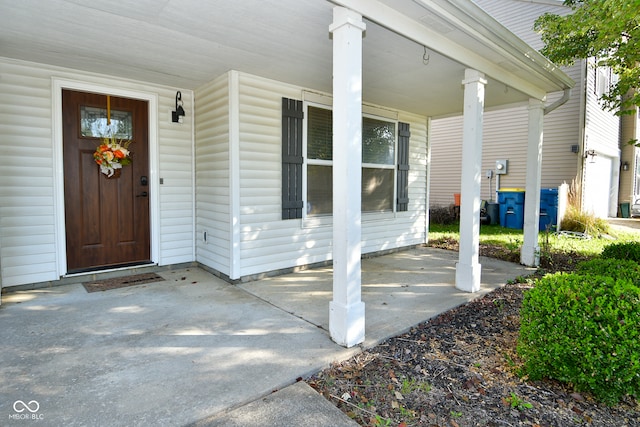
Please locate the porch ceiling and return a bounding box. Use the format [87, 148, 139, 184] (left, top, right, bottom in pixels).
[0, 0, 572, 117]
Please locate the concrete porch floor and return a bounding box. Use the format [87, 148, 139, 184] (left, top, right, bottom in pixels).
[0, 247, 530, 426]
[240, 247, 532, 348]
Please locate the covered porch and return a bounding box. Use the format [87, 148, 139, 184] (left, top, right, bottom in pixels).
[0, 247, 530, 425]
[0, 0, 572, 349]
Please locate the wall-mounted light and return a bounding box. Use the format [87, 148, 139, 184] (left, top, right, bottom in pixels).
[585, 149, 597, 163]
[172, 91, 186, 123]
[623, 161, 629, 171]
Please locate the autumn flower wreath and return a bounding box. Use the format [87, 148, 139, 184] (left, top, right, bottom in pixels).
[93, 135, 132, 177]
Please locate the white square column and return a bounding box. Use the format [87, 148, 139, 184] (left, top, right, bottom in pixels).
[329, 7, 366, 348]
[521, 99, 545, 266]
[456, 69, 487, 293]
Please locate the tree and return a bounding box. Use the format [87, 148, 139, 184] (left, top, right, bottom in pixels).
[534, 0, 640, 115]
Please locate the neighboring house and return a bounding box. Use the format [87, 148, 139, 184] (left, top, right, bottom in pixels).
[431, 0, 624, 219]
[0, 0, 572, 346]
[619, 109, 640, 211]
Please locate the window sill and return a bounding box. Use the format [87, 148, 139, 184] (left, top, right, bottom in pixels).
[302, 211, 397, 229]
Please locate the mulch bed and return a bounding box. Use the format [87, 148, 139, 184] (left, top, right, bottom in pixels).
[307, 244, 640, 427]
[83, 272, 165, 293]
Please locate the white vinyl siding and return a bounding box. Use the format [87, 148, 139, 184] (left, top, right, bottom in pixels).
[2, 59, 429, 286]
[157, 86, 196, 265]
[0, 58, 195, 287]
[431, 0, 585, 208]
[582, 58, 621, 217]
[0, 67, 56, 286]
[195, 73, 232, 275]
[237, 74, 323, 276]
[233, 73, 428, 278]
[431, 67, 582, 207]
[473, 0, 568, 51]
[431, 106, 529, 205]
[618, 111, 638, 203]
[584, 59, 621, 156]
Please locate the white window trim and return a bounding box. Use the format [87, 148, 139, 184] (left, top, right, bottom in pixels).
[302, 101, 400, 226]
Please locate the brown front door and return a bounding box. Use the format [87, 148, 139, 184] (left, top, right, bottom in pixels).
[63, 89, 150, 273]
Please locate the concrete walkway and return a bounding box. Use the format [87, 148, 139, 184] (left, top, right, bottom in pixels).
[0, 247, 530, 426]
[607, 217, 640, 233]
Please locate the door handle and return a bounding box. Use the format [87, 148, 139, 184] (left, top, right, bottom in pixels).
[136, 191, 148, 198]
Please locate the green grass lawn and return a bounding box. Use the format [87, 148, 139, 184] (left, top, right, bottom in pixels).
[428, 223, 639, 257]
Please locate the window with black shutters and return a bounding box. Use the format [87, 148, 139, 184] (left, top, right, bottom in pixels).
[281, 98, 304, 219]
[282, 98, 410, 218]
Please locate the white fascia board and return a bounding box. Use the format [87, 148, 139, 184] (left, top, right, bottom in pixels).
[433, 0, 574, 89]
[509, 0, 566, 7]
[331, 0, 573, 99]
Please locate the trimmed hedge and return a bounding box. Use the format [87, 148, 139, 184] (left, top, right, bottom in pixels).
[575, 258, 640, 283]
[518, 272, 640, 404]
[601, 241, 640, 263]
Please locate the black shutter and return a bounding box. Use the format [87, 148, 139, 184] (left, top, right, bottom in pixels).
[282, 98, 304, 219]
[396, 122, 410, 212]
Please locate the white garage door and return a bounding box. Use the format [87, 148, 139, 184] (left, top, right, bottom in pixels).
[583, 155, 613, 218]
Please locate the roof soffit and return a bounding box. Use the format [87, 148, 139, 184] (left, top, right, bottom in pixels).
[331, 0, 574, 99]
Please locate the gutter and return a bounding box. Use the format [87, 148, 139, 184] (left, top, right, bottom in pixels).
[435, 0, 575, 91]
[544, 88, 571, 115]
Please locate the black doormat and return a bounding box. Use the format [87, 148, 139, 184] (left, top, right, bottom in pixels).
[83, 273, 165, 293]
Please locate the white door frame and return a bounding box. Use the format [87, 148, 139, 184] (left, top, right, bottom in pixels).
[52, 78, 160, 277]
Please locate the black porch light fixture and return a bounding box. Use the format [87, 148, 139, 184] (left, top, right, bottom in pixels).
[172, 91, 186, 123]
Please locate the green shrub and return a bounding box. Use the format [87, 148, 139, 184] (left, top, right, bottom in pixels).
[576, 258, 640, 283]
[601, 241, 640, 263]
[518, 272, 640, 404]
[429, 205, 458, 225]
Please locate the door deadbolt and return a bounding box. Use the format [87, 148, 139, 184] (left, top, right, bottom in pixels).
[140, 176, 148, 186]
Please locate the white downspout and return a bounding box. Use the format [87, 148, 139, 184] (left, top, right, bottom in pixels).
[521, 88, 572, 267]
[544, 88, 571, 116]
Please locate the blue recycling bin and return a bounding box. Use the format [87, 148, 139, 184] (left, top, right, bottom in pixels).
[539, 188, 559, 231]
[498, 188, 525, 229]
